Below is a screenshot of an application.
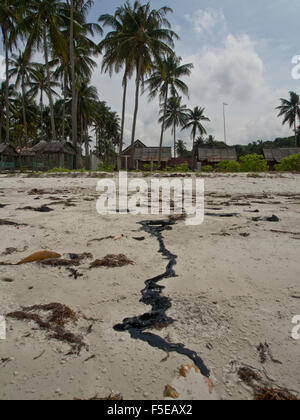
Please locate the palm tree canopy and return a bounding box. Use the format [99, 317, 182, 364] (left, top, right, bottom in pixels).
[145, 55, 193, 103]
[276, 91, 300, 128]
[160, 96, 189, 132]
[182, 106, 210, 139]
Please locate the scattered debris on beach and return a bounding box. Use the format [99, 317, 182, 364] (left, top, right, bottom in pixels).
[74, 393, 123, 401]
[17, 251, 62, 265]
[252, 215, 280, 222]
[164, 385, 179, 399]
[90, 254, 134, 268]
[17, 205, 54, 213]
[238, 366, 297, 401]
[0, 219, 27, 227]
[7, 303, 88, 354]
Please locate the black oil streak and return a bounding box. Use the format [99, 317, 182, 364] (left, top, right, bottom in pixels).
[114, 219, 210, 378]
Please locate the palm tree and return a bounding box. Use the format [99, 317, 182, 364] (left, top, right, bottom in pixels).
[145, 55, 193, 163]
[99, 5, 135, 162]
[22, 0, 67, 141]
[9, 51, 37, 143]
[27, 64, 59, 140]
[276, 91, 300, 146]
[160, 96, 189, 158]
[111, 2, 178, 164]
[0, 0, 18, 143]
[0, 81, 16, 142]
[182, 106, 210, 155]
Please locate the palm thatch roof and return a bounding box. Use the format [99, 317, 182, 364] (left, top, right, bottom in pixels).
[133, 147, 172, 162]
[31, 141, 76, 155]
[263, 148, 300, 163]
[0, 144, 18, 156]
[122, 140, 147, 155]
[198, 148, 237, 162]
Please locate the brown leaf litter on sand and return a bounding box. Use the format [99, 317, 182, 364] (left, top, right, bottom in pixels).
[7, 303, 87, 354]
[90, 254, 134, 268]
[164, 385, 179, 399]
[17, 251, 62, 265]
[238, 366, 298, 401]
[1, 246, 28, 256]
[40, 259, 81, 267]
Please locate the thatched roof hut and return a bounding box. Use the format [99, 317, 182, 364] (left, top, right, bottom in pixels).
[133, 147, 172, 162]
[198, 148, 237, 164]
[122, 140, 146, 156]
[263, 148, 300, 163]
[30, 141, 76, 170]
[31, 141, 76, 155]
[0, 144, 18, 170]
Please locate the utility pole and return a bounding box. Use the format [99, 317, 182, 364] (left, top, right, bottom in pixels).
[223, 103, 228, 145]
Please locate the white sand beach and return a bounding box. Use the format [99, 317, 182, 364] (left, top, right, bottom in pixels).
[0, 172, 300, 400]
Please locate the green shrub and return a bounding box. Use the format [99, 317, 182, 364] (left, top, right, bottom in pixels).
[98, 162, 115, 172]
[216, 160, 241, 172]
[174, 162, 191, 172]
[143, 163, 160, 171]
[46, 167, 71, 173]
[275, 153, 300, 172]
[240, 154, 268, 172]
[201, 165, 213, 172]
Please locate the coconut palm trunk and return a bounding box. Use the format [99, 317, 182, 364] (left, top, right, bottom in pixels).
[295, 115, 297, 147]
[130, 56, 143, 165]
[21, 73, 28, 143]
[62, 72, 67, 140]
[40, 89, 44, 139]
[119, 74, 127, 156]
[173, 121, 176, 159]
[4, 22, 9, 143]
[43, 26, 56, 141]
[70, 0, 77, 155]
[158, 89, 168, 165]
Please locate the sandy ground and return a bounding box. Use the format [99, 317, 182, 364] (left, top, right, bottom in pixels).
[0, 172, 300, 400]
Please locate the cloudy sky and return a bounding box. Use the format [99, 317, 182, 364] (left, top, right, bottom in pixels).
[1, 0, 300, 148]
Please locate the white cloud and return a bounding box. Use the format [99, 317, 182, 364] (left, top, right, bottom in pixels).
[184, 8, 227, 35]
[0, 55, 5, 81]
[180, 34, 291, 144]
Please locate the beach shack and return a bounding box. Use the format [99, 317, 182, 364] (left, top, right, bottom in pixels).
[198, 147, 237, 167]
[121, 140, 147, 170]
[31, 141, 76, 171]
[263, 148, 300, 170]
[133, 147, 172, 170]
[0, 143, 18, 171]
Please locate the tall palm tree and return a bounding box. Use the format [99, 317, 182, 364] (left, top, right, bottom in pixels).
[108, 2, 178, 164]
[22, 0, 67, 141]
[0, 0, 18, 143]
[99, 5, 135, 161]
[27, 63, 59, 140]
[9, 51, 37, 143]
[276, 91, 300, 146]
[0, 81, 16, 142]
[145, 55, 193, 163]
[182, 106, 210, 155]
[159, 96, 189, 158]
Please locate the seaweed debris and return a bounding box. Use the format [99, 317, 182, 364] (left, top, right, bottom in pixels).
[7, 303, 87, 354]
[0, 219, 27, 227]
[40, 259, 80, 267]
[90, 254, 134, 268]
[238, 367, 297, 401]
[17, 205, 54, 213]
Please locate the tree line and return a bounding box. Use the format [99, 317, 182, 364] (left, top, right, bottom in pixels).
[0, 0, 212, 168]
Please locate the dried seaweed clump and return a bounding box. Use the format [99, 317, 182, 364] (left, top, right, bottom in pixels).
[90, 254, 134, 268]
[238, 367, 298, 401]
[40, 259, 81, 267]
[75, 393, 123, 401]
[7, 303, 87, 354]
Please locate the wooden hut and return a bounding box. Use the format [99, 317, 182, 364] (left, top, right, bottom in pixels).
[263, 148, 300, 170]
[121, 140, 147, 170]
[198, 148, 237, 166]
[31, 141, 76, 170]
[0, 144, 18, 171]
[133, 147, 172, 170]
